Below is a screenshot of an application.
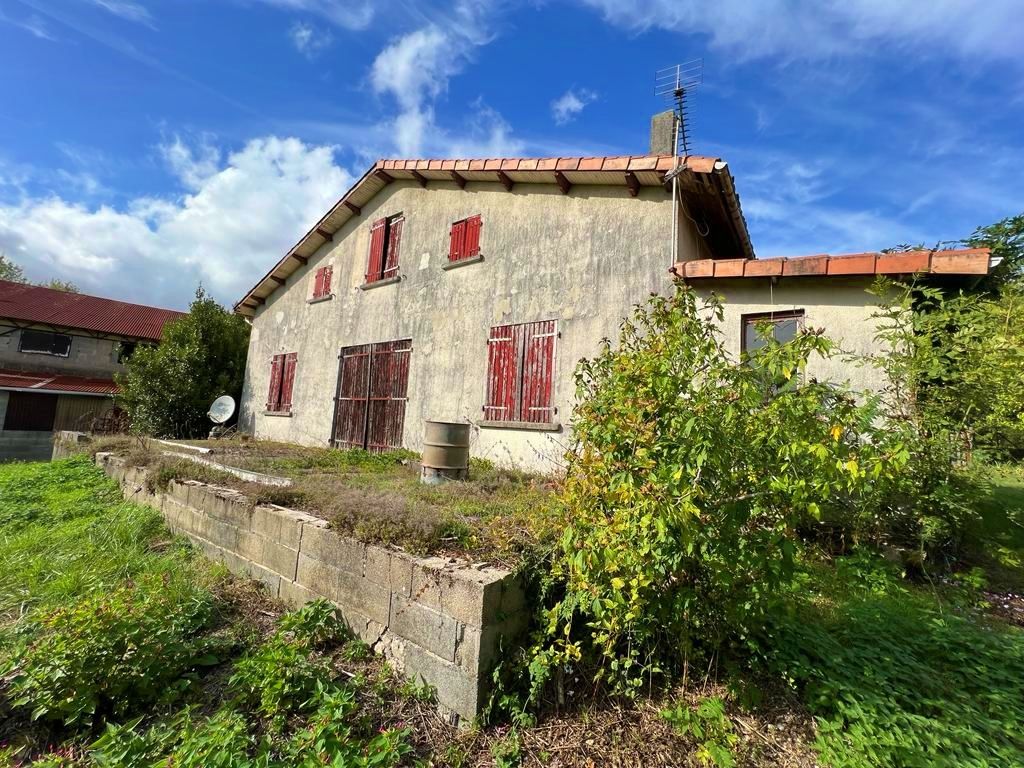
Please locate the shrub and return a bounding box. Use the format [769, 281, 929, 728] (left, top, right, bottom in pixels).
[660, 696, 738, 768]
[530, 286, 904, 696]
[2, 577, 218, 726]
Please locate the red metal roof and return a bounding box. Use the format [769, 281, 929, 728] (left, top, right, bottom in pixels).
[0, 281, 184, 341]
[0, 368, 118, 396]
[673, 248, 992, 280]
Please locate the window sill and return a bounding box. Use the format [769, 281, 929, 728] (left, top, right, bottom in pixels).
[307, 294, 334, 305]
[478, 420, 561, 433]
[360, 275, 402, 291]
[442, 254, 484, 270]
[263, 410, 293, 417]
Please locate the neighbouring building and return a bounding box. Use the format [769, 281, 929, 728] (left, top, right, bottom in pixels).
[0, 281, 184, 461]
[233, 120, 994, 472]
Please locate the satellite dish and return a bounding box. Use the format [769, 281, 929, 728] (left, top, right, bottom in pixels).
[208, 395, 236, 425]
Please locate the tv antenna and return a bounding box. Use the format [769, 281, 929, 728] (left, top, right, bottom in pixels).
[655, 59, 703, 156]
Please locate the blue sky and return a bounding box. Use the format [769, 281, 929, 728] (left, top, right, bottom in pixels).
[0, 0, 1021, 310]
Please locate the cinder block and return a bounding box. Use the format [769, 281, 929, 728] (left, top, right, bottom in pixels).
[455, 611, 530, 676]
[390, 595, 459, 662]
[363, 546, 390, 585]
[251, 505, 303, 549]
[279, 578, 319, 608]
[196, 513, 242, 552]
[410, 557, 452, 611]
[416, 563, 522, 628]
[295, 554, 391, 625]
[261, 539, 300, 581]
[390, 553, 414, 598]
[299, 525, 364, 574]
[403, 642, 480, 722]
[236, 530, 267, 563]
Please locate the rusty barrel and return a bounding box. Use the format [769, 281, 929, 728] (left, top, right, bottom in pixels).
[420, 420, 470, 484]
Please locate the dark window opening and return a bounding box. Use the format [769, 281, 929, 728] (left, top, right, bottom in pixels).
[484, 320, 557, 424]
[117, 341, 137, 364]
[4, 391, 58, 431]
[19, 330, 72, 357]
[365, 214, 404, 284]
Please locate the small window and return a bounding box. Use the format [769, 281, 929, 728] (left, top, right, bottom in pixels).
[266, 352, 297, 413]
[741, 310, 805, 354]
[449, 214, 482, 262]
[312, 265, 333, 299]
[117, 341, 137, 364]
[19, 329, 71, 357]
[365, 214, 404, 284]
[483, 320, 557, 424]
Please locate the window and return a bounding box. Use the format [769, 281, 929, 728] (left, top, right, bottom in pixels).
[117, 341, 137, 364]
[19, 329, 71, 357]
[483, 320, 557, 425]
[312, 265, 333, 300]
[266, 352, 297, 414]
[448, 215, 482, 263]
[741, 310, 805, 354]
[365, 214, 404, 284]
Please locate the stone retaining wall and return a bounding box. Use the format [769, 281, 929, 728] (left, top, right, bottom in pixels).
[95, 452, 527, 722]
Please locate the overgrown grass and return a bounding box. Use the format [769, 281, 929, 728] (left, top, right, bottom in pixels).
[760, 551, 1024, 768]
[0, 458, 426, 766]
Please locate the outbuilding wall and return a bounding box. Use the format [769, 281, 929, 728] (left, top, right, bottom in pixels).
[239, 180, 704, 472]
[0, 324, 126, 377]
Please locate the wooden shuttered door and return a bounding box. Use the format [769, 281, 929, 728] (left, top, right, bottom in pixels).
[485, 320, 556, 423]
[332, 339, 412, 452]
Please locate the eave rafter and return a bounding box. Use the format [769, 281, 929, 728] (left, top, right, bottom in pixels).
[553, 170, 571, 195]
[624, 171, 640, 198]
[316, 227, 333, 241]
[450, 170, 467, 190]
[411, 170, 428, 188]
[270, 275, 286, 285]
[496, 170, 514, 192]
[344, 201, 361, 215]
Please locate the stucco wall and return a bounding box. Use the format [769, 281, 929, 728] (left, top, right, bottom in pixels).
[0, 324, 126, 378]
[240, 180, 704, 472]
[693, 276, 888, 393]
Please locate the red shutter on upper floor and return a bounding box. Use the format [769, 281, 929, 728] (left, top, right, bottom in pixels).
[267, 354, 283, 411]
[520, 320, 556, 423]
[366, 218, 387, 283]
[484, 325, 520, 421]
[313, 266, 332, 298]
[383, 216, 403, 278]
[464, 215, 482, 259]
[322, 265, 332, 295]
[449, 220, 466, 262]
[280, 353, 297, 411]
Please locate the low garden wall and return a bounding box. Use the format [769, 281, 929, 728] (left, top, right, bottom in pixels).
[93, 451, 528, 722]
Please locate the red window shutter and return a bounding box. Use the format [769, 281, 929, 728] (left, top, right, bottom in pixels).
[366, 218, 387, 283]
[383, 216, 403, 278]
[280, 353, 297, 411]
[313, 267, 324, 298]
[521, 320, 556, 423]
[322, 265, 332, 295]
[449, 219, 466, 262]
[464, 215, 482, 258]
[267, 354, 283, 411]
[484, 325, 519, 422]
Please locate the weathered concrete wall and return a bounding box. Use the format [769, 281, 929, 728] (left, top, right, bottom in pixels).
[96, 452, 527, 722]
[239, 181, 705, 472]
[0, 430, 53, 462]
[692, 276, 889, 393]
[0, 324, 127, 378]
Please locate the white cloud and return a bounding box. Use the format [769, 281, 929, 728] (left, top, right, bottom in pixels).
[578, 0, 1024, 62]
[288, 20, 332, 57]
[251, 0, 373, 31]
[0, 137, 352, 309]
[369, 0, 505, 156]
[0, 9, 57, 40]
[551, 88, 597, 125]
[87, 0, 155, 27]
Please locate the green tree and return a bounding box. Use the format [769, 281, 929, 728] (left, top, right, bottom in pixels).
[117, 287, 250, 438]
[0, 252, 26, 283]
[964, 212, 1024, 292]
[530, 286, 904, 697]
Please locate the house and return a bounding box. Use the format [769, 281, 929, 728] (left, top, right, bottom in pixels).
[0, 281, 184, 461]
[233, 122, 993, 472]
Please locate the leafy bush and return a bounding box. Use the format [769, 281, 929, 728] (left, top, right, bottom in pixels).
[660, 696, 738, 768]
[117, 286, 250, 438]
[2, 577, 218, 726]
[530, 286, 904, 695]
[761, 555, 1024, 767]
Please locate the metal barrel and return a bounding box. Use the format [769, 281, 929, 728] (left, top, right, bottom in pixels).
[420, 420, 470, 484]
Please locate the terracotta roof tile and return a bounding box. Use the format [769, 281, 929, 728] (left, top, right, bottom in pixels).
[672, 248, 991, 282]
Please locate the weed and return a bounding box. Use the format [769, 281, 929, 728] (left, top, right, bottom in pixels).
[490, 730, 522, 768]
[660, 696, 738, 768]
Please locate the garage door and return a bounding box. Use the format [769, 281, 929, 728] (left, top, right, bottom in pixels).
[4, 391, 58, 431]
[331, 339, 412, 452]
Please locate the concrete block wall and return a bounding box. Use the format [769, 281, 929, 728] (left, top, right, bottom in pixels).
[95, 452, 528, 722]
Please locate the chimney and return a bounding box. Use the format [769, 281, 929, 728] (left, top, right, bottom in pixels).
[650, 110, 678, 155]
